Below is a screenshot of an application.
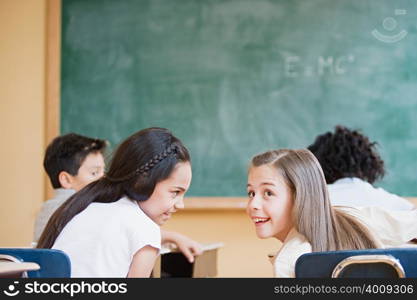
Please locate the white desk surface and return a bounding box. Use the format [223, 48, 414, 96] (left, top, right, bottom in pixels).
[160, 242, 224, 255]
[0, 261, 40, 274]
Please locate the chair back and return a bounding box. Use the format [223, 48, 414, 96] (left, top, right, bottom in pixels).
[0, 248, 71, 278]
[295, 248, 417, 278]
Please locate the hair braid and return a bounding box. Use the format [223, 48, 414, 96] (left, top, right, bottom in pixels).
[105, 144, 178, 182]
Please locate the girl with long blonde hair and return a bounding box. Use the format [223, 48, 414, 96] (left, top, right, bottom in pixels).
[247, 149, 417, 277]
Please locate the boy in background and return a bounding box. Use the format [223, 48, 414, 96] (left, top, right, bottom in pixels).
[34, 133, 107, 242]
[34, 133, 202, 262]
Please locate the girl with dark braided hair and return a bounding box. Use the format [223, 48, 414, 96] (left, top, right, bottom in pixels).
[308, 125, 414, 211]
[37, 128, 194, 277]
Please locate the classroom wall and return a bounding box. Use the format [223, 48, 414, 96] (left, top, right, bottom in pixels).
[0, 0, 46, 246]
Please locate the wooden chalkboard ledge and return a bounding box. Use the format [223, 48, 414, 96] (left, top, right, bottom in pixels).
[183, 197, 247, 210]
[406, 197, 417, 207]
[182, 197, 417, 210]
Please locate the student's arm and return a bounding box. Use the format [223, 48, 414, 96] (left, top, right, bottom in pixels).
[127, 245, 159, 278]
[161, 230, 203, 263]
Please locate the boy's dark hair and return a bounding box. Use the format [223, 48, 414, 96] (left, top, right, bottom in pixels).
[307, 125, 385, 184]
[44, 133, 107, 189]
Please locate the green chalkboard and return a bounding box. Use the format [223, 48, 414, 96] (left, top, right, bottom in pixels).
[61, 0, 417, 197]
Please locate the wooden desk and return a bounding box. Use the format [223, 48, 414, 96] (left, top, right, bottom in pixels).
[0, 261, 40, 278]
[153, 243, 223, 278]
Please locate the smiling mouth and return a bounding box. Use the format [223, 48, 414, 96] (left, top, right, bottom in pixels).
[253, 218, 270, 224]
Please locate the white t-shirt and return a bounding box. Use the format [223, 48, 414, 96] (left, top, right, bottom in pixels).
[52, 197, 161, 277]
[338, 206, 417, 248]
[328, 177, 415, 211]
[272, 228, 312, 278]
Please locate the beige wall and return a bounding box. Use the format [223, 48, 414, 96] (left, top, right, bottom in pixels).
[0, 0, 46, 246]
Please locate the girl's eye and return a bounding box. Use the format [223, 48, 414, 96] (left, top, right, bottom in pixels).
[172, 191, 179, 197]
[264, 190, 273, 197]
[247, 191, 255, 198]
[91, 172, 97, 176]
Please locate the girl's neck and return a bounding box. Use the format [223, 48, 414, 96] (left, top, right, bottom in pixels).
[274, 226, 293, 242]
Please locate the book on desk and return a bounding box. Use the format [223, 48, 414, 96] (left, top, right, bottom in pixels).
[152, 242, 223, 278]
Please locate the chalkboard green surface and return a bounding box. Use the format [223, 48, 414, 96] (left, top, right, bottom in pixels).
[62, 0, 417, 196]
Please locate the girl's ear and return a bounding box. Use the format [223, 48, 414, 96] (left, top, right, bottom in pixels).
[58, 171, 75, 189]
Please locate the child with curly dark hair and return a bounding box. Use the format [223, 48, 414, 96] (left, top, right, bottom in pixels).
[307, 125, 414, 211]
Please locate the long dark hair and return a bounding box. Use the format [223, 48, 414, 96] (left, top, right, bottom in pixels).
[37, 127, 190, 249]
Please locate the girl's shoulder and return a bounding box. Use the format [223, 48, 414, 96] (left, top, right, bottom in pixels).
[279, 229, 312, 256]
[116, 197, 160, 233]
[85, 197, 158, 231]
[113, 197, 154, 220]
[273, 229, 312, 277]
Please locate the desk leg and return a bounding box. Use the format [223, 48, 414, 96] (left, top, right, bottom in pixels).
[152, 255, 161, 278]
[193, 250, 218, 278]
